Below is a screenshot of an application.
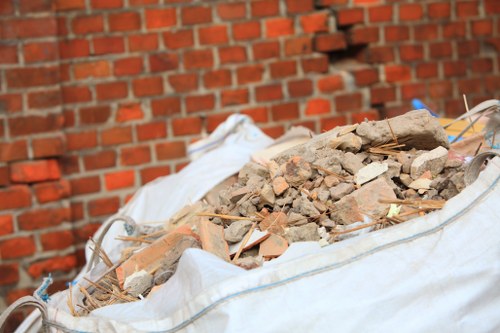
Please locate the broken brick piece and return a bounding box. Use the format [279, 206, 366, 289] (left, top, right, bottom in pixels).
[259, 233, 288, 258]
[198, 219, 230, 262]
[259, 211, 288, 235]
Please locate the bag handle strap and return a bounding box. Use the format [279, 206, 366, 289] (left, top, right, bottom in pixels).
[0, 296, 49, 333]
[465, 150, 500, 186]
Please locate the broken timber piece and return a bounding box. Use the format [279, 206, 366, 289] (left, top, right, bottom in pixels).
[355, 110, 449, 150]
[116, 225, 199, 288]
[197, 219, 230, 262]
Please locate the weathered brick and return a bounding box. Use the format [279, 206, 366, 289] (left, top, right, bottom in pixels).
[83, 150, 116, 171]
[185, 94, 215, 113]
[285, 36, 313, 56]
[116, 103, 143, 123]
[88, 197, 120, 217]
[0, 215, 14, 236]
[156, 142, 186, 160]
[271, 102, 299, 121]
[0, 237, 36, 259]
[217, 3, 246, 20]
[255, 84, 283, 102]
[253, 41, 280, 60]
[306, 99, 331, 115]
[74, 60, 110, 79]
[41, 230, 75, 251]
[10, 160, 61, 184]
[203, 70, 232, 89]
[28, 255, 77, 279]
[149, 53, 179, 72]
[151, 96, 182, 116]
[182, 6, 212, 25]
[184, 49, 213, 70]
[0, 264, 19, 285]
[270, 60, 297, 78]
[28, 90, 62, 109]
[140, 165, 171, 185]
[145, 8, 176, 29]
[300, 12, 329, 33]
[109, 12, 141, 32]
[79, 105, 111, 124]
[6, 66, 60, 88]
[133, 77, 164, 97]
[105, 170, 135, 190]
[59, 39, 90, 59]
[136, 121, 167, 141]
[221, 89, 249, 107]
[219, 46, 247, 64]
[121, 146, 151, 165]
[24, 42, 58, 63]
[318, 75, 344, 93]
[266, 18, 294, 38]
[0, 140, 28, 162]
[101, 126, 133, 146]
[129, 34, 158, 52]
[72, 15, 104, 34]
[237, 65, 264, 84]
[114, 57, 143, 76]
[96, 82, 128, 101]
[163, 30, 194, 49]
[335, 93, 363, 112]
[288, 79, 313, 98]
[33, 180, 71, 203]
[172, 117, 202, 136]
[93, 36, 124, 55]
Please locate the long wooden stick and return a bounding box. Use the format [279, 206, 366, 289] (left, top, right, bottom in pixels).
[232, 222, 257, 262]
[197, 212, 259, 221]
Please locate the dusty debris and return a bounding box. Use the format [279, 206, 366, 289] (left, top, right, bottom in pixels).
[224, 220, 253, 243]
[355, 162, 388, 185]
[285, 223, 320, 243]
[123, 270, 153, 298]
[410, 146, 448, 179]
[259, 234, 289, 259]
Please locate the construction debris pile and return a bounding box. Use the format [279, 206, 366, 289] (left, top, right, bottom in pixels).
[72, 110, 482, 316]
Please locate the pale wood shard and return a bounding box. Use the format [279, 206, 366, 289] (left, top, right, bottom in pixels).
[259, 233, 288, 259]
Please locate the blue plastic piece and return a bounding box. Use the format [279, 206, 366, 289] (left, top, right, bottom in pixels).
[412, 98, 439, 118]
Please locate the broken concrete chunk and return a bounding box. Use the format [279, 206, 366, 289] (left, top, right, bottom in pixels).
[267, 160, 281, 179]
[355, 162, 388, 185]
[341, 152, 364, 175]
[281, 156, 312, 187]
[238, 162, 269, 185]
[124, 270, 153, 297]
[329, 183, 355, 201]
[285, 222, 320, 243]
[238, 200, 257, 216]
[230, 186, 253, 203]
[355, 109, 449, 150]
[317, 189, 330, 202]
[385, 160, 402, 179]
[330, 132, 363, 152]
[272, 176, 289, 196]
[330, 196, 364, 225]
[293, 196, 320, 217]
[410, 146, 448, 179]
[409, 178, 432, 190]
[224, 220, 253, 243]
[313, 200, 327, 213]
[324, 175, 340, 187]
[287, 212, 308, 226]
[259, 233, 288, 259]
[234, 256, 263, 270]
[399, 173, 413, 187]
[260, 183, 276, 206]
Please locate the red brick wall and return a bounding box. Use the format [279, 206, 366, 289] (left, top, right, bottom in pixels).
[0, 0, 499, 327]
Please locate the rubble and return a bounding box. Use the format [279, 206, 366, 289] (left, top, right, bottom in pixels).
[72, 110, 479, 316]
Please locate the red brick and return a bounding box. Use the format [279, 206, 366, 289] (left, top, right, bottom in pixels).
[457, 78, 483, 95]
[443, 60, 467, 77]
[314, 33, 346, 52]
[109, 12, 141, 32]
[456, 1, 478, 18]
[96, 82, 127, 101]
[0, 140, 28, 163]
[28, 255, 77, 279]
[301, 56, 329, 73]
[370, 86, 396, 104]
[457, 40, 480, 57]
[199, 25, 229, 45]
[206, 113, 232, 133]
[156, 141, 186, 160]
[430, 41, 452, 58]
[288, 79, 313, 98]
[186, 94, 215, 113]
[385, 65, 411, 83]
[17, 207, 71, 230]
[335, 93, 363, 112]
[262, 125, 285, 139]
[305, 99, 331, 115]
[221, 89, 249, 107]
[33, 137, 64, 158]
[72, 15, 104, 34]
[169, 73, 198, 93]
[133, 77, 164, 97]
[145, 8, 176, 29]
[164, 30, 194, 49]
[0, 186, 31, 211]
[203, 70, 232, 89]
[485, 0, 500, 13]
[74, 223, 99, 243]
[270, 60, 297, 78]
[74, 60, 110, 79]
[251, 0, 279, 17]
[114, 57, 143, 76]
[79, 105, 111, 124]
[0, 263, 19, 285]
[217, 2, 246, 20]
[428, 2, 451, 19]
[6, 66, 59, 89]
[9, 114, 63, 137]
[93, 36, 124, 55]
[61, 155, 80, 174]
[399, 4, 422, 21]
[149, 53, 179, 72]
[256, 84, 283, 102]
[33, 180, 70, 204]
[428, 81, 453, 99]
[443, 22, 466, 38]
[414, 23, 439, 41]
[172, 117, 202, 136]
[241, 107, 269, 123]
[369, 5, 392, 22]
[40, 230, 74, 251]
[23, 42, 58, 63]
[83, 150, 116, 171]
[10, 160, 61, 184]
[151, 97, 182, 116]
[105, 170, 135, 191]
[88, 197, 120, 217]
[19, 0, 51, 13]
[337, 8, 364, 26]
[233, 21, 261, 41]
[350, 26, 379, 44]
[318, 75, 344, 93]
[0, 237, 36, 259]
[6, 288, 36, 305]
[0, 45, 17, 64]
[320, 116, 347, 131]
[366, 46, 394, 63]
[60, 86, 89, 105]
[109, 105, 137, 123]
[0, 215, 13, 236]
[351, 110, 379, 123]
[285, 36, 313, 56]
[66, 131, 97, 151]
[129, 34, 158, 52]
[472, 19, 493, 36]
[219, 46, 247, 64]
[471, 58, 493, 73]
[353, 68, 378, 86]
[399, 44, 424, 61]
[59, 39, 89, 59]
[253, 41, 280, 60]
[266, 18, 294, 38]
[287, 0, 314, 14]
[485, 76, 500, 94]
[140, 165, 171, 184]
[136, 121, 167, 141]
[182, 6, 212, 25]
[90, 0, 122, 9]
[28, 90, 61, 109]
[130, 0, 157, 5]
[416, 63, 438, 79]
[384, 25, 409, 42]
[1, 17, 57, 39]
[300, 12, 329, 33]
[237, 65, 264, 84]
[0, 1, 15, 15]
[271, 102, 299, 121]
[101, 126, 133, 146]
[184, 49, 213, 70]
[0, 94, 22, 113]
[120, 146, 151, 166]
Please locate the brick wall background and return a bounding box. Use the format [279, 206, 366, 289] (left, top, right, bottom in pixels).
[0, 0, 499, 328]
